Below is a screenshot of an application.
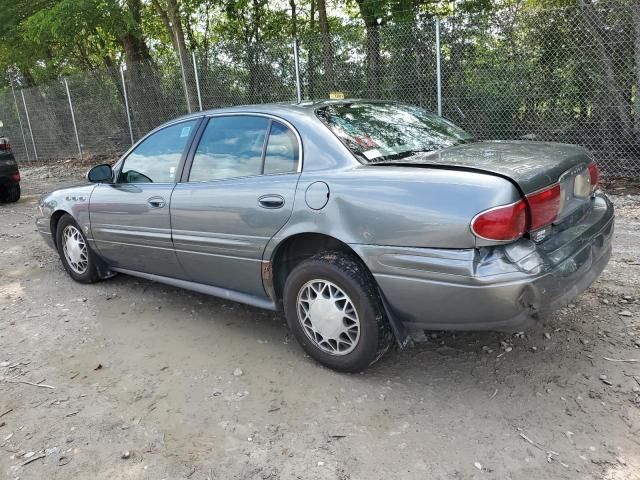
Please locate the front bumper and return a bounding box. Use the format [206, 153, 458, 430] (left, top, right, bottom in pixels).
[352, 193, 614, 331]
[35, 205, 56, 250]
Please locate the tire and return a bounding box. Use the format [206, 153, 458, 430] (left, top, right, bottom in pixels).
[55, 214, 100, 284]
[283, 251, 393, 372]
[1, 183, 20, 203]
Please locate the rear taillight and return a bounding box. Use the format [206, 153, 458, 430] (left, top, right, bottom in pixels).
[471, 183, 562, 242]
[471, 200, 527, 241]
[527, 184, 561, 230]
[0, 143, 11, 151]
[587, 162, 599, 192]
[10, 171, 20, 182]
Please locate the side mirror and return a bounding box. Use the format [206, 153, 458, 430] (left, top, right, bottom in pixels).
[87, 164, 113, 183]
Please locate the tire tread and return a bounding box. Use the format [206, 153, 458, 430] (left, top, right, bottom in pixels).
[283, 251, 393, 372]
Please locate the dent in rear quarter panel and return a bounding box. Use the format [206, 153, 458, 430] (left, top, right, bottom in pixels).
[267, 166, 522, 252]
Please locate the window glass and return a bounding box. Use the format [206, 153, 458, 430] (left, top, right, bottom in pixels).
[189, 116, 269, 182]
[119, 120, 196, 183]
[316, 102, 473, 163]
[263, 122, 299, 174]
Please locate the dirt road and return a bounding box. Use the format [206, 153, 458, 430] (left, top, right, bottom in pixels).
[1, 164, 640, 479]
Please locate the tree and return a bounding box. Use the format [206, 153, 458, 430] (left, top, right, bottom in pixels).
[353, 0, 383, 96]
[317, 0, 335, 91]
[151, 0, 199, 111]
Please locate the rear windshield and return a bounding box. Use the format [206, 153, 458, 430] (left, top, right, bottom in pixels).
[316, 102, 473, 162]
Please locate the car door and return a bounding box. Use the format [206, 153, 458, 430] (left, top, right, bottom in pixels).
[170, 114, 302, 297]
[90, 118, 200, 278]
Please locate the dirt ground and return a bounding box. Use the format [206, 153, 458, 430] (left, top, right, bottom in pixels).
[1, 163, 640, 480]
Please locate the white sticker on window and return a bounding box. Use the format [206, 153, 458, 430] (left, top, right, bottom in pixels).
[363, 149, 382, 160]
[180, 126, 191, 138]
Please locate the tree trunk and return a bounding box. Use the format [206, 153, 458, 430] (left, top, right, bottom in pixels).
[247, 0, 263, 103]
[290, 0, 297, 38]
[356, 0, 382, 97]
[119, 0, 165, 138]
[306, 0, 316, 100]
[121, 0, 152, 63]
[364, 20, 381, 97]
[317, 0, 334, 92]
[578, 1, 632, 141]
[152, 0, 198, 113]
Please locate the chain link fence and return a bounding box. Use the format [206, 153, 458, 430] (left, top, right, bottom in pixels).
[1, 1, 639, 177]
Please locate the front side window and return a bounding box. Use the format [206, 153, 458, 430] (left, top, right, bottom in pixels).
[316, 102, 473, 163]
[119, 120, 196, 183]
[189, 116, 269, 182]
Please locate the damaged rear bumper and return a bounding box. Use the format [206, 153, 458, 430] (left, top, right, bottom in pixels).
[352, 193, 614, 331]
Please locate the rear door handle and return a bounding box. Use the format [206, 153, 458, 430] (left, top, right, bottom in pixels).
[147, 196, 166, 208]
[258, 194, 285, 209]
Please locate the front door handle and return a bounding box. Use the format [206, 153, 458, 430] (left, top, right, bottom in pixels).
[258, 194, 285, 209]
[147, 196, 166, 208]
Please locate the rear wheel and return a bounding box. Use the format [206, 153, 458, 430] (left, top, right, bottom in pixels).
[56, 215, 100, 283]
[1, 183, 20, 203]
[283, 252, 393, 372]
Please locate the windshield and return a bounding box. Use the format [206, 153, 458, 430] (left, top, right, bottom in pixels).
[316, 102, 473, 162]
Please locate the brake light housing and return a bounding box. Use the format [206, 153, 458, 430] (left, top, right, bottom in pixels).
[526, 184, 561, 230]
[471, 183, 562, 242]
[587, 162, 599, 192]
[10, 171, 20, 182]
[471, 200, 527, 241]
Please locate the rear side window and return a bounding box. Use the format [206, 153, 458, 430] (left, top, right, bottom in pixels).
[189, 116, 269, 182]
[264, 121, 299, 174]
[119, 120, 196, 183]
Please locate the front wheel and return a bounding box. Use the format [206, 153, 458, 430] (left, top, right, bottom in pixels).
[56, 214, 101, 283]
[283, 252, 393, 372]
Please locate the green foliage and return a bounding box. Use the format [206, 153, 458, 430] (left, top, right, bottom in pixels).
[22, 0, 126, 71]
[0, 0, 638, 170]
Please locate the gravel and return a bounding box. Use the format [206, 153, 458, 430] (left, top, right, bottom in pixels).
[1, 163, 639, 479]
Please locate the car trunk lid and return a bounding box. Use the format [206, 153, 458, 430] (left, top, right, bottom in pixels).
[371, 140, 598, 242]
[371, 140, 594, 195]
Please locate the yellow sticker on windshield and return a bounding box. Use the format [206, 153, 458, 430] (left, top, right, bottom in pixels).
[329, 92, 345, 100]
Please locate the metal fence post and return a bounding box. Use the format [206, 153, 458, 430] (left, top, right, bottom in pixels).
[64, 79, 83, 160]
[9, 76, 30, 162]
[120, 66, 135, 146]
[293, 38, 302, 103]
[192, 51, 203, 111]
[435, 18, 442, 116]
[20, 90, 38, 161]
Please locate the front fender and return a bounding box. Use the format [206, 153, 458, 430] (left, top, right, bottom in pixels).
[36, 185, 96, 247]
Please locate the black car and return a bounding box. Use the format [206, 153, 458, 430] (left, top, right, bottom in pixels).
[0, 138, 20, 203]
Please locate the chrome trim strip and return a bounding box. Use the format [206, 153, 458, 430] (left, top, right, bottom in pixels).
[95, 228, 171, 240]
[172, 248, 262, 262]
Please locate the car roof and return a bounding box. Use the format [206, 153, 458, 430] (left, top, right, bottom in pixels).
[170, 99, 393, 124]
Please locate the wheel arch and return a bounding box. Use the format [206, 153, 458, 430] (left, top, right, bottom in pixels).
[266, 232, 410, 349]
[266, 232, 367, 304]
[50, 209, 72, 248]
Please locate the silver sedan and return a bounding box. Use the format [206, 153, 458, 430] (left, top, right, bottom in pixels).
[36, 101, 614, 371]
